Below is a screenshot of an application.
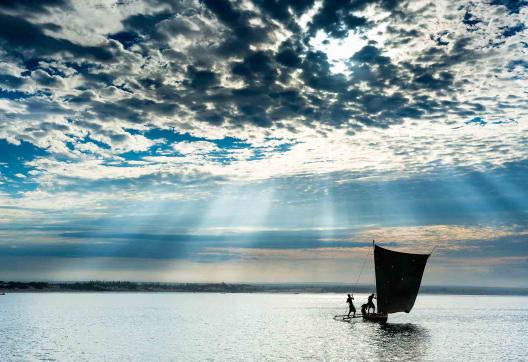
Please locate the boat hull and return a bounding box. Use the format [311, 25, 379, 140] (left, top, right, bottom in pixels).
[362, 313, 388, 324]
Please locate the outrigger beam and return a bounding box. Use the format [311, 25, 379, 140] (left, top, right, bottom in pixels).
[333, 314, 363, 319]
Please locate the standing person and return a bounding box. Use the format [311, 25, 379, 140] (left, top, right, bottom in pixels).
[346, 293, 356, 317]
[367, 293, 376, 314]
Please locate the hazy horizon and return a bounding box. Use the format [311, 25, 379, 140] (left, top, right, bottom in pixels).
[3, 280, 528, 291]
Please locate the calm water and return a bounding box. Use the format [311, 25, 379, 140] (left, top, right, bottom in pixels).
[0, 293, 526, 361]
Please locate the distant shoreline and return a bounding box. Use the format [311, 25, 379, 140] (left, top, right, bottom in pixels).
[1, 281, 527, 296]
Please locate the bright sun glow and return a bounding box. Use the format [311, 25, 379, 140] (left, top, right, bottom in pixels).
[310, 30, 368, 74]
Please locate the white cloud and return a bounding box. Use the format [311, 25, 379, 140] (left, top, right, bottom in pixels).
[173, 141, 219, 155]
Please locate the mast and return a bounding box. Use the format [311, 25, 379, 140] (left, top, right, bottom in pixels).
[372, 240, 379, 312]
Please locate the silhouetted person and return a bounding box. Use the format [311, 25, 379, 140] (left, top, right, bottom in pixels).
[367, 293, 376, 314]
[346, 293, 356, 317]
[361, 303, 368, 315]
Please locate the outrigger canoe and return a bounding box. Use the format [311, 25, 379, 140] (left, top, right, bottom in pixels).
[335, 241, 431, 324]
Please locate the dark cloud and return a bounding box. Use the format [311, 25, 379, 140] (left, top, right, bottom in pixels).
[0, 229, 371, 259]
[0, 13, 114, 61]
[361, 93, 407, 114]
[276, 42, 302, 68]
[0, 0, 70, 14]
[501, 23, 525, 37]
[0, 73, 28, 89]
[301, 51, 348, 92]
[490, 0, 528, 13]
[108, 31, 142, 49]
[252, 0, 315, 23]
[121, 11, 173, 36]
[506, 59, 528, 71]
[308, 0, 370, 38]
[203, 0, 270, 57]
[187, 67, 219, 89]
[232, 51, 278, 85]
[306, 0, 403, 40]
[431, 31, 450, 46]
[351, 45, 391, 65]
[414, 72, 454, 90]
[462, 9, 482, 31]
[31, 69, 64, 88]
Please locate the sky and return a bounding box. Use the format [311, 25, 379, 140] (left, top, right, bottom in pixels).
[0, 0, 527, 287]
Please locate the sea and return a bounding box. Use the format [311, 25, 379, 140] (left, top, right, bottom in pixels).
[0, 293, 526, 361]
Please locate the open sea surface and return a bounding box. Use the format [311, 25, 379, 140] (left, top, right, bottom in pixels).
[0, 293, 526, 361]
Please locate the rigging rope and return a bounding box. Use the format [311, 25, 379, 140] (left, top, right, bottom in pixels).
[352, 246, 371, 289]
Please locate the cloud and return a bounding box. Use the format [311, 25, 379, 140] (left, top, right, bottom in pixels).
[349, 225, 528, 253]
[490, 0, 528, 14]
[0, 0, 70, 14]
[0, 13, 115, 61]
[173, 140, 219, 155]
[0, 0, 525, 157]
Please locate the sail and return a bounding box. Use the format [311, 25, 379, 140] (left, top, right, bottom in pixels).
[374, 244, 430, 314]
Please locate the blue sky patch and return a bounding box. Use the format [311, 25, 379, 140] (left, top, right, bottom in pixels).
[0, 139, 46, 193]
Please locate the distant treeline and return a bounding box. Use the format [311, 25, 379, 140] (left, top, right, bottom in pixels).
[0, 281, 261, 293]
[1, 281, 527, 295]
[0, 281, 50, 290]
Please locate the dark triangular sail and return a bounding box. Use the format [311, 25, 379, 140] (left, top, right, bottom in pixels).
[374, 244, 430, 314]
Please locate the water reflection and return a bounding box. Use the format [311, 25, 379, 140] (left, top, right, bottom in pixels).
[371, 323, 430, 361]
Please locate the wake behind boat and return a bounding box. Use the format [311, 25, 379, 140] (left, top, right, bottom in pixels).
[335, 241, 431, 324]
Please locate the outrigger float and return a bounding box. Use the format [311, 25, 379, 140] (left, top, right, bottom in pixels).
[335, 241, 431, 324]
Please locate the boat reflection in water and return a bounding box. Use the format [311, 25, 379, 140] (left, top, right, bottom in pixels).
[373, 323, 430, 361]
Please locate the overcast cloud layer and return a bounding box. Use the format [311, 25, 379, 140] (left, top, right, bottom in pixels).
[0, 0, 527, 285]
